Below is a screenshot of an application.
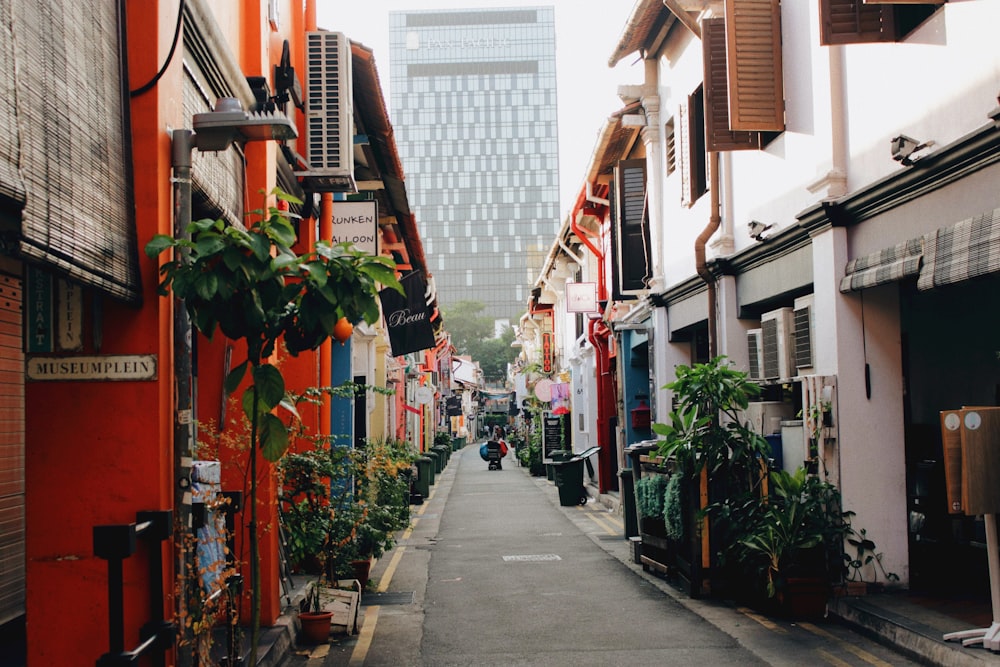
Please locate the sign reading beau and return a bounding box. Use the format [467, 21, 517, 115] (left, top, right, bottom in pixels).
[379, 271, 436, 356]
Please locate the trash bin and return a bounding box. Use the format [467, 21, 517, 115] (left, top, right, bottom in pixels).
[764, 433, 783, 472]
[452, 436, 466, 452]
[424, 451, 439, 483]
[551, 451, 586, 507]
[414, 456, 433, 499]
[619, 467, 638, 538]
[547, 449, 571, 483]
[433, 444, 450, 468]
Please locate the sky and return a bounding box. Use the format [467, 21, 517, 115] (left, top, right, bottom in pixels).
[315, 0, 644, 219]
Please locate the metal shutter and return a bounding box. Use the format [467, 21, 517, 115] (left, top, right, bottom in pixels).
[0, 272, 24, 624]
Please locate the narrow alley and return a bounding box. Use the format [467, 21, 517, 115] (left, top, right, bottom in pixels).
[285, 444, 923, 667]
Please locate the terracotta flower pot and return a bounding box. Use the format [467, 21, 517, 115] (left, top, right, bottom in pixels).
[351, 558, 373, 590]
[298, 610, 333, 644]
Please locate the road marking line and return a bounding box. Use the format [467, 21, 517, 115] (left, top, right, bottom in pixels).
[736, 607, 787, 633]
[816, 648, 852, 667]
[377, 546, 405, 593]
[580, 509, 619, 535]
[799, 622, 894, 666]
[349, 605, 379, 666]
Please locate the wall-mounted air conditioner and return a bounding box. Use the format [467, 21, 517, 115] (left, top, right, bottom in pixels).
[793, 294, 815, 375]
[747, 328, 763, 381]
[761, 307, 794, 381]
[301, 31, 356, 193]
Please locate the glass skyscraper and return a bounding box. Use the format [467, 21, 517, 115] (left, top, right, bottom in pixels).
[388, 7, 559, 326]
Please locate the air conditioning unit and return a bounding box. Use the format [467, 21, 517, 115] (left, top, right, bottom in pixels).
[793, 294, 815, 375]
[761, 307, 794, 381]
[747, 329, 764, 381]
[301, 31, 356, 193]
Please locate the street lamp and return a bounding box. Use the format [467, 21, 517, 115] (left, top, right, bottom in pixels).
[168, 96, 297, 660]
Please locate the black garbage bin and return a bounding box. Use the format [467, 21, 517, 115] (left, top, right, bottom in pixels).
[424, 450, 439, 482]
[432, 444, 449, 469]
[551, 450, 587, 506]
[414, 456, 433, 499]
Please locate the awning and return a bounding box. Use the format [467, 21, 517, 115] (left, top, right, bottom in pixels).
[918, 208, 1000, 291]
[839, 237, 923, 293]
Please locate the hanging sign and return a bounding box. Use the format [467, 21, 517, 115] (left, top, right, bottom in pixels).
[566, 282, 599, 313]
[330, 200, 378, 255]
[379, 271, 436, 357]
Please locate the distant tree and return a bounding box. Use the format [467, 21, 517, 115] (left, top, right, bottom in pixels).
[470, 326, 518, 382]
[443, 300, 493, 354]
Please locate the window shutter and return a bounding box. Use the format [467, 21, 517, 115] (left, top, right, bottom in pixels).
[678, 101, 693, 208]
[612, 159, 651, 298]
[820, 0, 895, 45]
[0, 1, 25, 209]
[725, 0, 785, 132]
[702, 18, 760, 152]
[12, 0, 141, 304]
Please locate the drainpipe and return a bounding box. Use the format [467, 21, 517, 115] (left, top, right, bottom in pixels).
[171, 129, 195, 667]
[696, 152, 721, 358]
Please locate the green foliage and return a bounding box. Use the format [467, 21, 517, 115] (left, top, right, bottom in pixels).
[663, 473, 685, 541]
[146, 188, 401, 462]
[635, 474, 669, 518]
[843, 527, 899, 585]
[735, 467, 851, 597]
[442, 300, 494, 353]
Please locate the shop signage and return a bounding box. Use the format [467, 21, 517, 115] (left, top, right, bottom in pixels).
[26, 266, 52, 353]
[379, 271, 436, 357]
[331, 201, 378, 255]
[566, 282, 599, 313]
[26, 354, 158, 382]
[57, 279, 83, 351]
[542, 332, 553, 373]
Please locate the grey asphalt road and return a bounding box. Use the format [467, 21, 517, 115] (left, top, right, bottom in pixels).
[286, 443, 919, 667]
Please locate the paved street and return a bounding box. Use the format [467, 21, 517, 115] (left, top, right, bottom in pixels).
[285, 444, 921, 666]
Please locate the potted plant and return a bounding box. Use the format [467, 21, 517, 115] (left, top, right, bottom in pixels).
[840, 527, 900, 596]
[297, 580, 334, 644]
[735, 467, 850, 616]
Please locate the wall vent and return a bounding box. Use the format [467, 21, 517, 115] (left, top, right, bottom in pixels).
[793, 295, 815, 374]
[747, 329, 763, 381]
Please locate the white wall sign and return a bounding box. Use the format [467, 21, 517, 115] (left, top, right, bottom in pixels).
[566, 282, 599, 313]
[26, 354, 158, 382]
[330, 201, 378, 255]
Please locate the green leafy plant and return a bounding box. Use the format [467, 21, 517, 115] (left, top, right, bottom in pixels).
[145, 188, 402, 661]
[843, 527, 900, 586]
[635, 474, 669, 519]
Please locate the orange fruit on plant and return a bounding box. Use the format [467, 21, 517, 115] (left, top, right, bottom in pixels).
[332, 317, 353, 344]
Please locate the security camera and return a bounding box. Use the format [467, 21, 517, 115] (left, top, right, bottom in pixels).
[891, 134, 933, 166]
[748, 220, 774, 242]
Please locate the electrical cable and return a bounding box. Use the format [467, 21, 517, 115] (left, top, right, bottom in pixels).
[130, 0, 185, 98]
[861, 290, 871, 399]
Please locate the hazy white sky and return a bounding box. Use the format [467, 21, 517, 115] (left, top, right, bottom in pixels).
[315, 0, 643, 218]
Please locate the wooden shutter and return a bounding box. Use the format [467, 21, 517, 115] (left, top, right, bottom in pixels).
[0, 1, 25, 210]
[725, 0, 785, 132]
[678, 101, 693, 208]
[702, 18, 760, 152]
[611, 160, 651, 298]
[820, 0, 895, 45]
[12, 0, 140, 304]
[0, 272, 24, 625]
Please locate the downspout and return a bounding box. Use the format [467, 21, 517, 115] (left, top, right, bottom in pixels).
[697, 152, 720, 358]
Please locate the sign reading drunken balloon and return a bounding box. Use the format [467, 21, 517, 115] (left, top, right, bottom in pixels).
[330, 200, 378, 255]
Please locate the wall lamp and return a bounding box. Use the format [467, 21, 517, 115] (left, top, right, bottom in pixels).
[190, 97, 297, 152]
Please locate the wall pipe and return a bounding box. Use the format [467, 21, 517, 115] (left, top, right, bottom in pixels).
[696, 152, 721, 358]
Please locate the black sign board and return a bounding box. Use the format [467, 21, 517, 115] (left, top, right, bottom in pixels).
[379, 271, 436, 357]
[543, 415, 564, 459]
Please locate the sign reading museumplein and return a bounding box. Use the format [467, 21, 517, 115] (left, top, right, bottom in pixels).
[26, 354, 158, 382]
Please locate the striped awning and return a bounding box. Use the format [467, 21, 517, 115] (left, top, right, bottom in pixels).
[918, 208, 1000, 291]
[839, 237, 923, 293]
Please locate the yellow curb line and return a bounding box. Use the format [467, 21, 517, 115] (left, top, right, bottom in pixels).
[799, 622, 894, 667]
[577, 507, 619, 535]
[348, 605, 379, 666]
[736, 607, 787, 633]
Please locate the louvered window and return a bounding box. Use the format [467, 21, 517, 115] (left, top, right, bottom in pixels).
[702, 18, 761, 152]
[820, 0, 941, 45]
[611, 159, 651, 299]
[8, 0, 140, 304]
[725, 0, 784, 133]
[678, 88, 707, 208]
[664, 117, 677, 176]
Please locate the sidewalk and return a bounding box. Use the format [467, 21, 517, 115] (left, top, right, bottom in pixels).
[268, 444, 1000, 667]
